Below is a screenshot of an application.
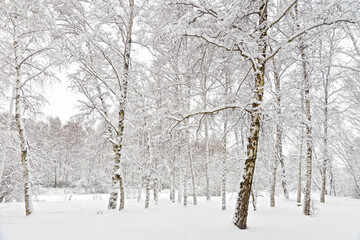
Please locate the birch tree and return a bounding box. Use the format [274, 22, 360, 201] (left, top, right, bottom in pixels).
[0, 0, 57, 215]
[55, 0, 137, 210]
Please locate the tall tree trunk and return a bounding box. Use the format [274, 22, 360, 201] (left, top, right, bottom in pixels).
[154, 178, 159, 205]
[320, 34, 334, 203]
[183, 167, 188, 207]
[107, 0, 134, 211]
[204, 117, 211, 200]
[177, 146, 182, 203]
[320, 76, 328, 203]
[13, 25, 33, 216]
[301, 42, 313, 216]
[137, 175, 142, 202]
[297, 127, 304, 206]
[221, 118, 228, 211]
[233, 2, 267, 229]
[108, 142, 125, 210]
[170, 159, 176, 203]
[145, 176, 150, 209]
[270, 53, 289, 204]
[329, 164, 336, 196]
[270, 149, 278, 207]
[189, 146, 197, 205]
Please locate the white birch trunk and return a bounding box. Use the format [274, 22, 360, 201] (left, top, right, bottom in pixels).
[171, 164, 176, 203]
[204, 118, 211, 200]
[221, 118, 228, 211]
[297, 127, 304, 206]
[234, 2, 267, 229]
[107, 0, 134, 211]
[320, 34, 334, 203]
[153, 178, 159, 205]
[301, 42, 313, 216]
[270, 150, 278, 207]
[145, 176, 150, 209]
[13, 23, 33, 215]
[183, 167, 188, 207]
[189, 146, 197, 205]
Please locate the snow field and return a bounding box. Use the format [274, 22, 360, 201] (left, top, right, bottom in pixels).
[0, 192, 359, 240]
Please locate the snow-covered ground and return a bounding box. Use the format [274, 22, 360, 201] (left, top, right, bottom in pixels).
[0, 192, 359, 240]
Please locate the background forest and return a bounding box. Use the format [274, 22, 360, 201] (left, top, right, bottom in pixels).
[0, 0, 360, 231]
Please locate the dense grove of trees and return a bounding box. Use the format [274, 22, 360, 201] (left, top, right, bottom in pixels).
[1, 0, 360, 229]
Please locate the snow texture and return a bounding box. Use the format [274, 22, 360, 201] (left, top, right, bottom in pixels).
[0, 192, 359, 240]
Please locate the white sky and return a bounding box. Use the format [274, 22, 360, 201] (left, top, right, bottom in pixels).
[42, 77, 79, 123]
[41, 44, 153, 123]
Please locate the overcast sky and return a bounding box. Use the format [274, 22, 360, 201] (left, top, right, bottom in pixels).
[42, 77, 79, 123]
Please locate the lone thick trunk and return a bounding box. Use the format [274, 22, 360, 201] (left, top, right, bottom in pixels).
[233, 2, 267, 229]
[233, 68, 264, 228]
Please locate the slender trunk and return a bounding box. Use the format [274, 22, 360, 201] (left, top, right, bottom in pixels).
[320, 35, 333, 203]
[54, 165, 57, 188]
[154, 178, 159, 205]
[107, 0, 133, 211]
[329, 164, 335, 196]
[297, 127, 304, 206]
[183, 167, 188, 206]
[270, 150, 278, 207]
[204, 118, 211, 200]
[171, 165, 176, 203]
[13, 20, 33, 216]
[189, 147, 197, 205]
[145, 176, 150, 209]
[221, 118, 228, 210]
[272, 53, 289, 200]
[137, 176, 142, 202]
[233, 2, 267, 229]
[301, 41, 313, 216]
[320, 83, 328, 203]
[177, 147, 182, 203]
